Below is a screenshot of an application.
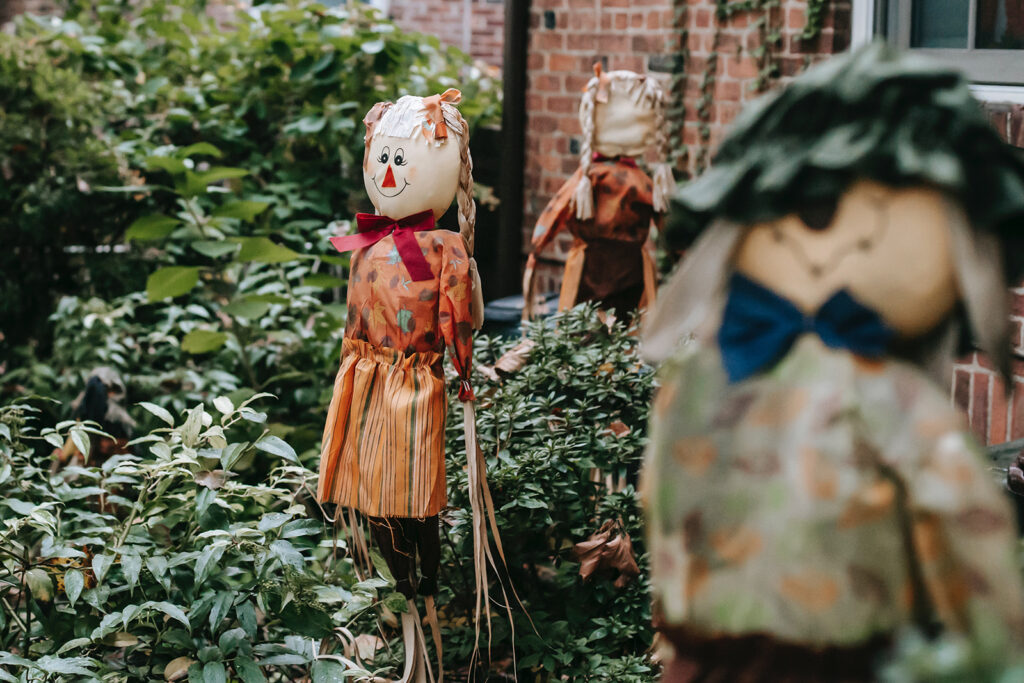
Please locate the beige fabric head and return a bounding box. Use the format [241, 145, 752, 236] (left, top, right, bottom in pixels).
[572, 64, 675, 220]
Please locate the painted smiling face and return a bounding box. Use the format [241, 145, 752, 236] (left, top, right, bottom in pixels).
[363, 128, 461, 221]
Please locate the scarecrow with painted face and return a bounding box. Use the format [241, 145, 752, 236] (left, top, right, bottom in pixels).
[318, 89, 501, 682]
[642, 44, 1024, 681]
[522, 64, 675, 320]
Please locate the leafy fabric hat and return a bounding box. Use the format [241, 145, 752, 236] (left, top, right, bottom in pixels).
[668, 42, 1024, 278]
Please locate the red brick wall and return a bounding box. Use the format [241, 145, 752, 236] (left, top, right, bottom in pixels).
[521, 0, 850, 290]
[955, 104, 1024, 445]
[677, 0, 850, 177]
[0, 0, 59, 24]
[389, 0, 505, 67]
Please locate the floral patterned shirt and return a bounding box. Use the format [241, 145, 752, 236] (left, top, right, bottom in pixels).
[643, 336, 1024, 652]
[344, 229, 474, 382]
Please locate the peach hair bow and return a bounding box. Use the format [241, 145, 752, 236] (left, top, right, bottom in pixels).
[420, 88, 462, 141]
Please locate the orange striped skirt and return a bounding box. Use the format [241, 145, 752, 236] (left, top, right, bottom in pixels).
[317, 338, 448, 517]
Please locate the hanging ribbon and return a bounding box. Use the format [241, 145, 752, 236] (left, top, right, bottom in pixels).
[329, 210, 436, 282]
[593, 62, 612, 103]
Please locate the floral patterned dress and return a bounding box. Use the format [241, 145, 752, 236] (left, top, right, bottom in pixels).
[525, 158, 659, 316]
[643, 336, 1024, 676]
[317, 228, 474, 518]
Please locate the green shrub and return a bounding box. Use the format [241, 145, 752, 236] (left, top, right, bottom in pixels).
[0, 397, 406, 681]
[0, 0, 500, 354]
[443, 306, 656, 680]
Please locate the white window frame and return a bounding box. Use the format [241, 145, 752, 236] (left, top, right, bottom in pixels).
[851, 0, 1024, 100]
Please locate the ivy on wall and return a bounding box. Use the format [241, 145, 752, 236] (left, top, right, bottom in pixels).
[672, 0, 830, 175]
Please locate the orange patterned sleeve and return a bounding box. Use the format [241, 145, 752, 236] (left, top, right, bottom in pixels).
[438, 237, 474, 400]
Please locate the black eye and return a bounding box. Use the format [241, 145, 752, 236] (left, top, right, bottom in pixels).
[377, 145, 390, 164]
[394, 148, 406, 166]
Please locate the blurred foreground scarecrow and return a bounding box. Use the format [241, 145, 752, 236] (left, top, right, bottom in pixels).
[642, 43, 1024, 681]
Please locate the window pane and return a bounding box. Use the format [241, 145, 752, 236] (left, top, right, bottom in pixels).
[976, 0, 1024, 49]
[912, 0, 970, 48]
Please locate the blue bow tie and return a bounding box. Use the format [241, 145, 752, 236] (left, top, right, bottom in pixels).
[718, 273, 894, 383]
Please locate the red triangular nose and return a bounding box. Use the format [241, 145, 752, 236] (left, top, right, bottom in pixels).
[382, 165, 396, 188]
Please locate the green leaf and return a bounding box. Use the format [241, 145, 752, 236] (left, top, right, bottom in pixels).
[383, 591, 408, 613]
[212, 200, 269, 221]
[245, 294, 290, 305]
[219, 442, 248, 470]
[233, 656, 265, 683]
[369, 547, 395, 583]
[269, 540, 304, 570]
[221, 300, 271, 320]
[181, 330, 229, 354]
[145, 555, 171, 593]
[193, 167, 250, 186]
[361, 39, 385, 54]
[302, 273, 345, 289]
[195, 543, 227, 585]
[34, 657, 96, 676]
[64, 568, 84, 607]
[218, 628, 246, 656]
[125, 214, 180, 241]
[177, 142, 223, 159]
[258, 512, 292, 532]
[150, 601, 191, 630]
[139, 402, 175, 426]
[278, 602, 334, 638]
[192, 241, 240, 258]
[147, 266, 200, 301]
[121, 553, 142, 592]
[236, 601, 257, 638]
[311, 660, 347, 683]
[92, 554, 115, 585]
[281, 519, 323, 538]
[209, 591, 233, 631]
[70, 428, 90, 462]
[146, 156, 188, 175]
[25, 568, 53, 602]
[255, 435, 297, 462]
[213, 396, 233, 414]
[203, 661, 227, 683]
[235, 237, 302, 264]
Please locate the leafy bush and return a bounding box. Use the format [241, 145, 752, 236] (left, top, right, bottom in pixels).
[0, 0, 500, 353]
[0, 307, 659, 681]
[0, 396, 413, 681]
[443, 306, 656, 680]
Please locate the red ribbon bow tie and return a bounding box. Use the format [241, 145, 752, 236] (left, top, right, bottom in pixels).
[592, 152, 637, 168]
[329, 210, 436, 281]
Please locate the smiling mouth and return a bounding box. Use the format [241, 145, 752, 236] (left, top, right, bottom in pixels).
[373, 178, 410, 198]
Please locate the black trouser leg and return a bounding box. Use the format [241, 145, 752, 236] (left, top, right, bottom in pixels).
[415, 515, 440, 596]
[369, 516, 416, 599]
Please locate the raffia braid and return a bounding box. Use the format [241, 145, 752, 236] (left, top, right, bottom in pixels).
[651, 94, 676, 213]
[441, 103, 484, 328]
[571, 81, 597, 220]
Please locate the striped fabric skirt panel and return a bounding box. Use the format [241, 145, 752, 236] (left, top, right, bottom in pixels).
[317, 338, 448, 518]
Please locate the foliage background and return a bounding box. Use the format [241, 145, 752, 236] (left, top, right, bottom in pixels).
[0, 1, 656, 680]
